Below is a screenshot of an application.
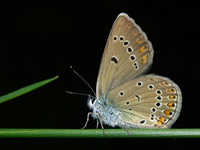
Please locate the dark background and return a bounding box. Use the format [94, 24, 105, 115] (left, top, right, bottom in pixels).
[1, 0, 200, 149]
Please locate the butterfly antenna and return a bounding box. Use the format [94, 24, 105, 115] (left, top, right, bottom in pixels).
[66, 91, 95, 99]
[69, 66, 96, 97]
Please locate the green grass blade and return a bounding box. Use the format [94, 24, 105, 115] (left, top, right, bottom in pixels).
[0, 129, 199, 138]
[0, 76, 59, 104]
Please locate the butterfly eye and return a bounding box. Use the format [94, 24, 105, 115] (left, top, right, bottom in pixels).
[87, 98, 96, 109]
[91, 99, 96, 104]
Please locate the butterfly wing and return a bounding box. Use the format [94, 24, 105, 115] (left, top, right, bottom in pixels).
[106, 75, 182, 128]
[96, 13, 153, 100]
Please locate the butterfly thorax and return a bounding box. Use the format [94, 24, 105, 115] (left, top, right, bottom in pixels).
[88, 96, 122, 128]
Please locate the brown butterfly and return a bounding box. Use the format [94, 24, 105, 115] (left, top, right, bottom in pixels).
[83, 13, 182, 134]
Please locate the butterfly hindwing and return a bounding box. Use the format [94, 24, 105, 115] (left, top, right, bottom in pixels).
[106, 75, 182, 128]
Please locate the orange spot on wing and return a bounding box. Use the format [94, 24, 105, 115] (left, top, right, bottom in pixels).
[136, 36, 143, 44]
[142, 55, 146, 60]
[159, 117, 166, 122]
[141, 55, 148, 64]
[167, 103, 173, 108]
[161, 81, 170, 86]
[168, 88, 175, 93]
[139, 46, 146, 53]
[157, 120, 162, 125]
[164, 110, 172, 117]
[169, 95, 177, 101]
[167, 102, 175, 108]
[155, 117, 167, 127]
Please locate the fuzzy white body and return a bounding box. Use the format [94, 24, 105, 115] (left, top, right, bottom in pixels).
[88, 97, 124, 128]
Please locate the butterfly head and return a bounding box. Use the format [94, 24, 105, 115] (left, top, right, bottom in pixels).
[87, 96, 97, 110]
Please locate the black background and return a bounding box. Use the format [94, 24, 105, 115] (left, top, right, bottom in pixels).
[1, 0, 200, 149]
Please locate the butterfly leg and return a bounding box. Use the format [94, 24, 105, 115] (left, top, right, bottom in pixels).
[123, 126, 132, 138]
[81, 112, 93, 129]
[96, 112, 105, 136]
[96, 119, 99, 129]
[119, 112, 132, 138]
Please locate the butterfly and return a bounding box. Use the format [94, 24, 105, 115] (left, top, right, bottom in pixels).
[81, 13, 182, 135]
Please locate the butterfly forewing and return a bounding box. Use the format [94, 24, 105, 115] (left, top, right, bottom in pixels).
[96, 13, 153, 100]
[106, 75, 182, 128]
